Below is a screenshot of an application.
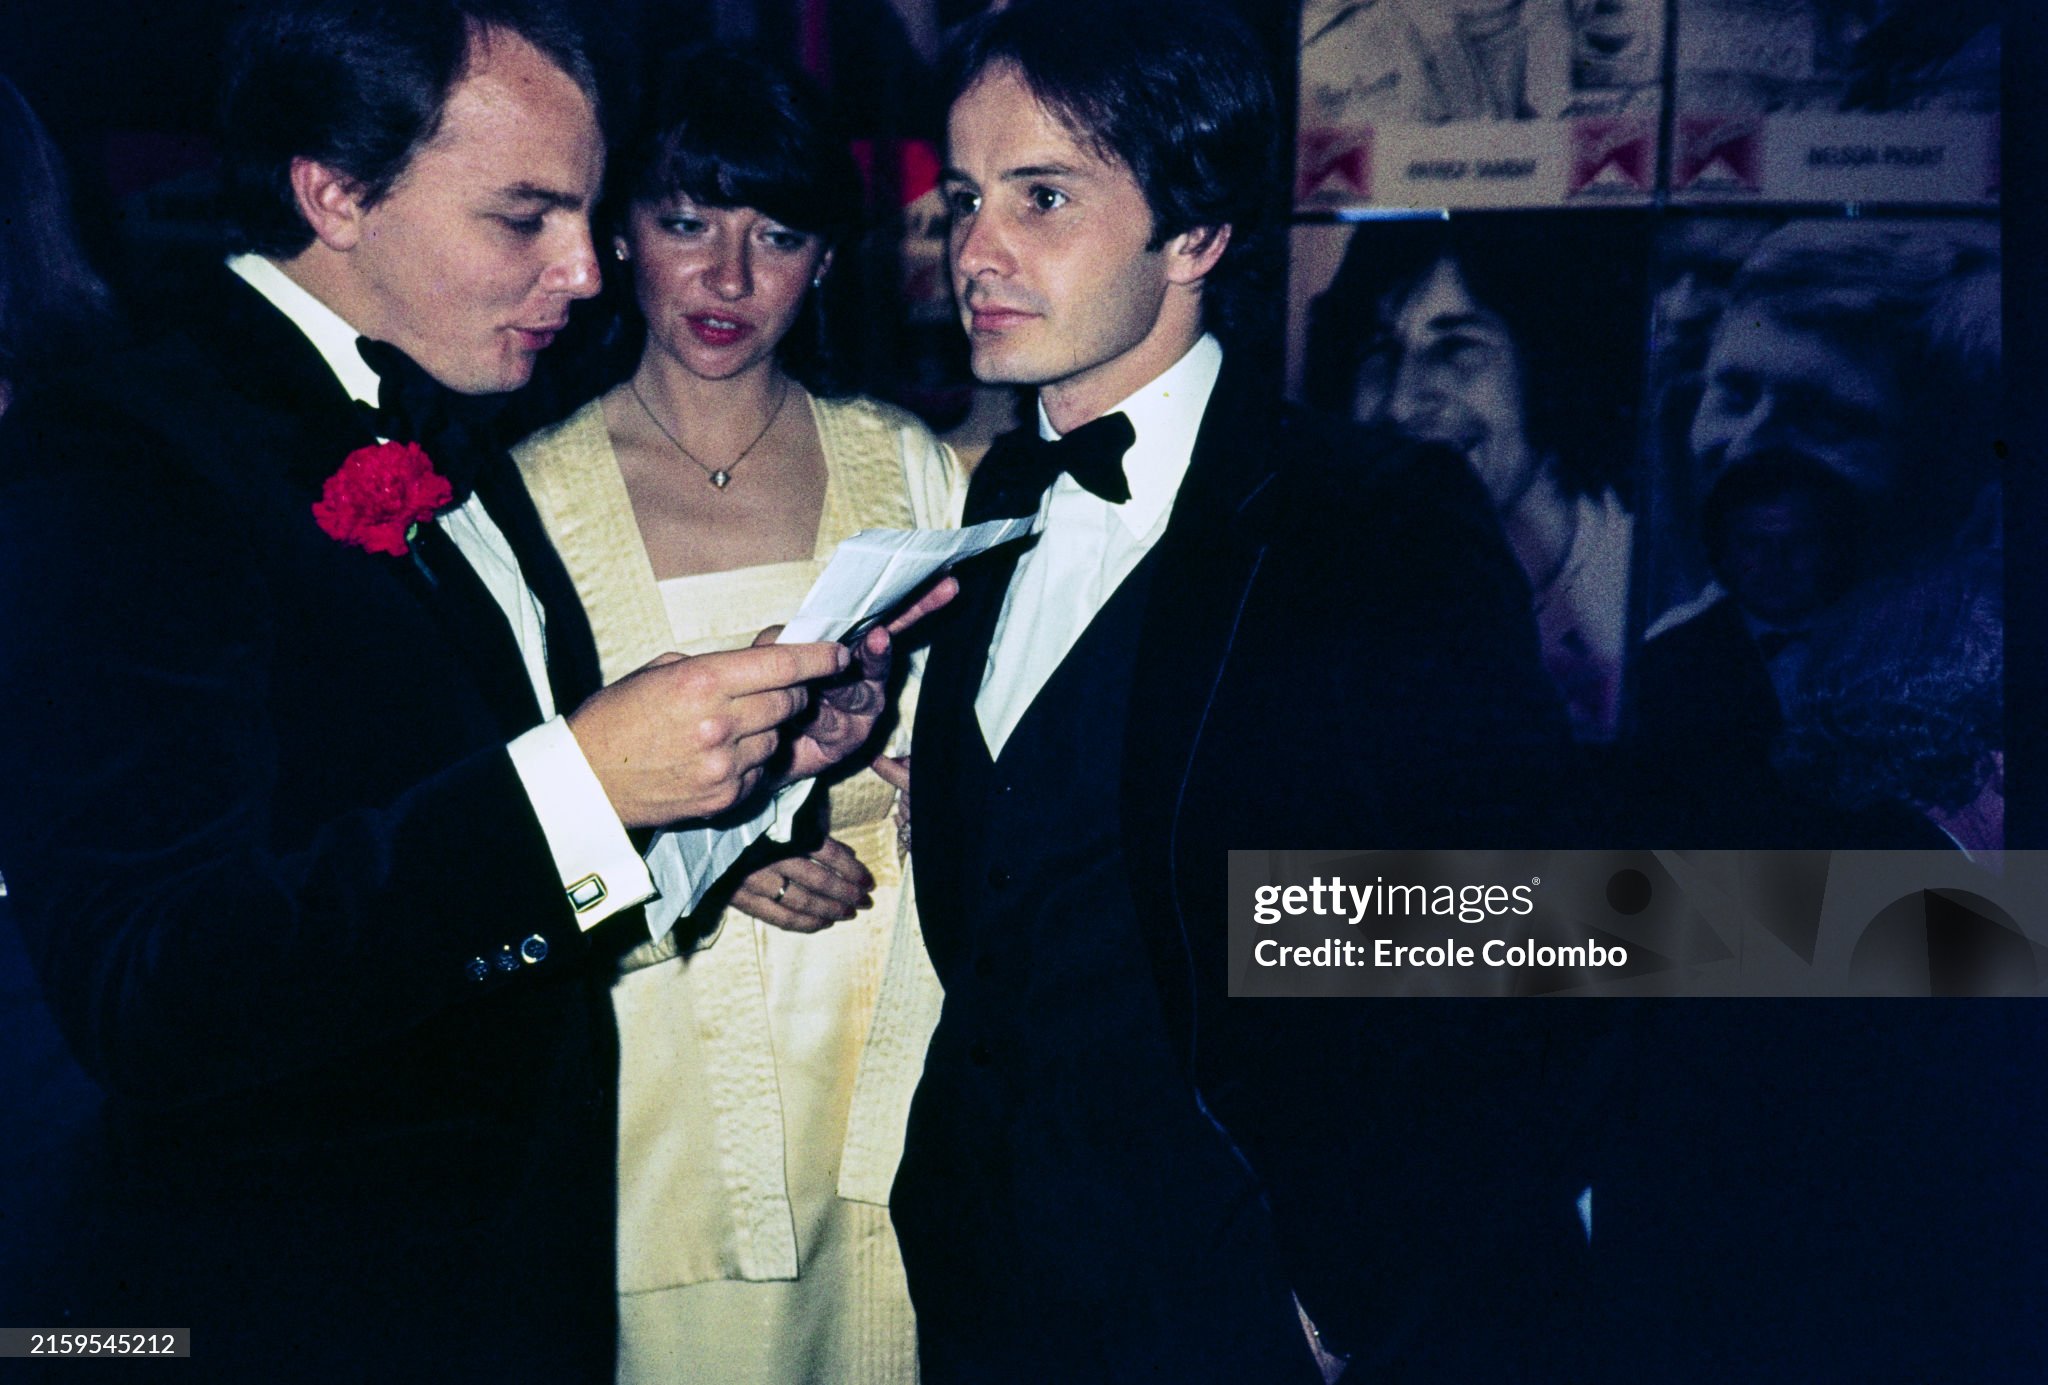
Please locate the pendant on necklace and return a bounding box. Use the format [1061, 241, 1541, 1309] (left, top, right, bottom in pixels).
[709, 469, 732, 490]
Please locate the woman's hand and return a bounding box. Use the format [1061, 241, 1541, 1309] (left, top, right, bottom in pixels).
[730, 837, 875, 933]
[873, 753, 912, 855]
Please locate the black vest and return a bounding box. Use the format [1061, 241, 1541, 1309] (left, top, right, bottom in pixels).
[896, 550, 1318, 1384]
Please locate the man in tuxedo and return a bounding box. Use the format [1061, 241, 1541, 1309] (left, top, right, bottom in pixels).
[892, 2, 1579, 1380]
[0, 2, 937, 1377]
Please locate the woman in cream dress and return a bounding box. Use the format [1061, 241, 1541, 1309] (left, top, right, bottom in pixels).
[514, 46, 956, 1384]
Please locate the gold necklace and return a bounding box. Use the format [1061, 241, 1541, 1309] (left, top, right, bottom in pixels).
[629, 375, 792, 490]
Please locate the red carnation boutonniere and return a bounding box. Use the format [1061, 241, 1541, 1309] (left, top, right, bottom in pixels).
[312, 441, 454, 557]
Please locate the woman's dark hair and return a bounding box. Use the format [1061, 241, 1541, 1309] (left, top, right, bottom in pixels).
[0, 75, 114, 382]
[1304, 212, 1650, 500]
[607, 43, 866, 393]
[941, 0, 1281, 344]
[220, 0, 607, 258]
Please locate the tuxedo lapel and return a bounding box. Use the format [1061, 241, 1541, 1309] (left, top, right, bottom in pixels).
[403, 520, 546, 734]
[961, 425, 1058, 526]
[912, 427, 1046, 941]
[1121, 364, 1281, 925]
[176, 270, 379, 495]
[191, 271, 573, 736]
[473, 457, 601, 715]
[948, 438, 1042, 660]
[927, 426, 1050, 756]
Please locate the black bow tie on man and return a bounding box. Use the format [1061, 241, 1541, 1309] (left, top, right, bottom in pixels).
[355, 337, 510, 507]
[1042, 410, 1136, 504]
[988, 409, 1137, 509]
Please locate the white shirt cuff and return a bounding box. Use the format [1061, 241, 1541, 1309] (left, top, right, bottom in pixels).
[505, 716, 656, 929]
[642, 779, 816, 942]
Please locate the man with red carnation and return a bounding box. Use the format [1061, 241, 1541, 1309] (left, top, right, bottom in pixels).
[0, 2, 942, 1378]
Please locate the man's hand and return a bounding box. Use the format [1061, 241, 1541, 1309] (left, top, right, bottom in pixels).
[730, 836, 876, 933]
[780, 577, 958, 784]
[568, 643, 850, 828]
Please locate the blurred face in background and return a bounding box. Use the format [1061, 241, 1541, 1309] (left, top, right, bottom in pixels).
[1350, 255, 1539, 513]
[1690, 309, 1904, 505]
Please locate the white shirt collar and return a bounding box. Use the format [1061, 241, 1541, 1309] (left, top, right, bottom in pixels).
[226, 253, 383, 410]
[1035, 333, 1224, 539]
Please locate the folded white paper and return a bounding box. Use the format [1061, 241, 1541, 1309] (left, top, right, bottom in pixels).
[777, 515, 1039, 645]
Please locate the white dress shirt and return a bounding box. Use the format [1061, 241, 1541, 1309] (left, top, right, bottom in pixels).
[230, 254, 792, 936]
[975, 333, 1223, 756]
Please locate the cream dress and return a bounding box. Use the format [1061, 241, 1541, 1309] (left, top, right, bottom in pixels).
[515, 393, 959, 1384]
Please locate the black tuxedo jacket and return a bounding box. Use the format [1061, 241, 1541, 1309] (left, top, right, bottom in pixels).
[910, 360, 1589, 1368]
[0, 272, 619, 1380]
[912, 370, 2048, 1380]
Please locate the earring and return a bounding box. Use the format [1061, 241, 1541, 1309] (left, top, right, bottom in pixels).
[614, 243, 630, 263]
[811, 273, 826, 289]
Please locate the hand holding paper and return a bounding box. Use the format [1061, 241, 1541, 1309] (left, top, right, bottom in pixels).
[774, 515, 1038, 646]
[773, 514, 1035, 779]
[777, 574, 959, 784]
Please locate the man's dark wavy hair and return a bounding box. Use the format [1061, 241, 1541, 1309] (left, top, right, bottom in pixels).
[941, 0, 1280, 343]
[220, 0, 608, 258]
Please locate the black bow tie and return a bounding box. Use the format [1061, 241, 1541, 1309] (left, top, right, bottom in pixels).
[354, 338, 509, 505]
[1038, 411, 1137, 504]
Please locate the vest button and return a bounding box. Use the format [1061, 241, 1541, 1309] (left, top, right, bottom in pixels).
[986, 865, 1012, 890]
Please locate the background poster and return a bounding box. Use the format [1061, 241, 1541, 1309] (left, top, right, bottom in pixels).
[1668, 0, 1999, 203]
[1297, 0, 2001, 209]
[1297, 0, 1667, 209]
[1289, 210, 2002, 853]
[1290, 212, 1652, 743]
[1632, 213, 2001, 847]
